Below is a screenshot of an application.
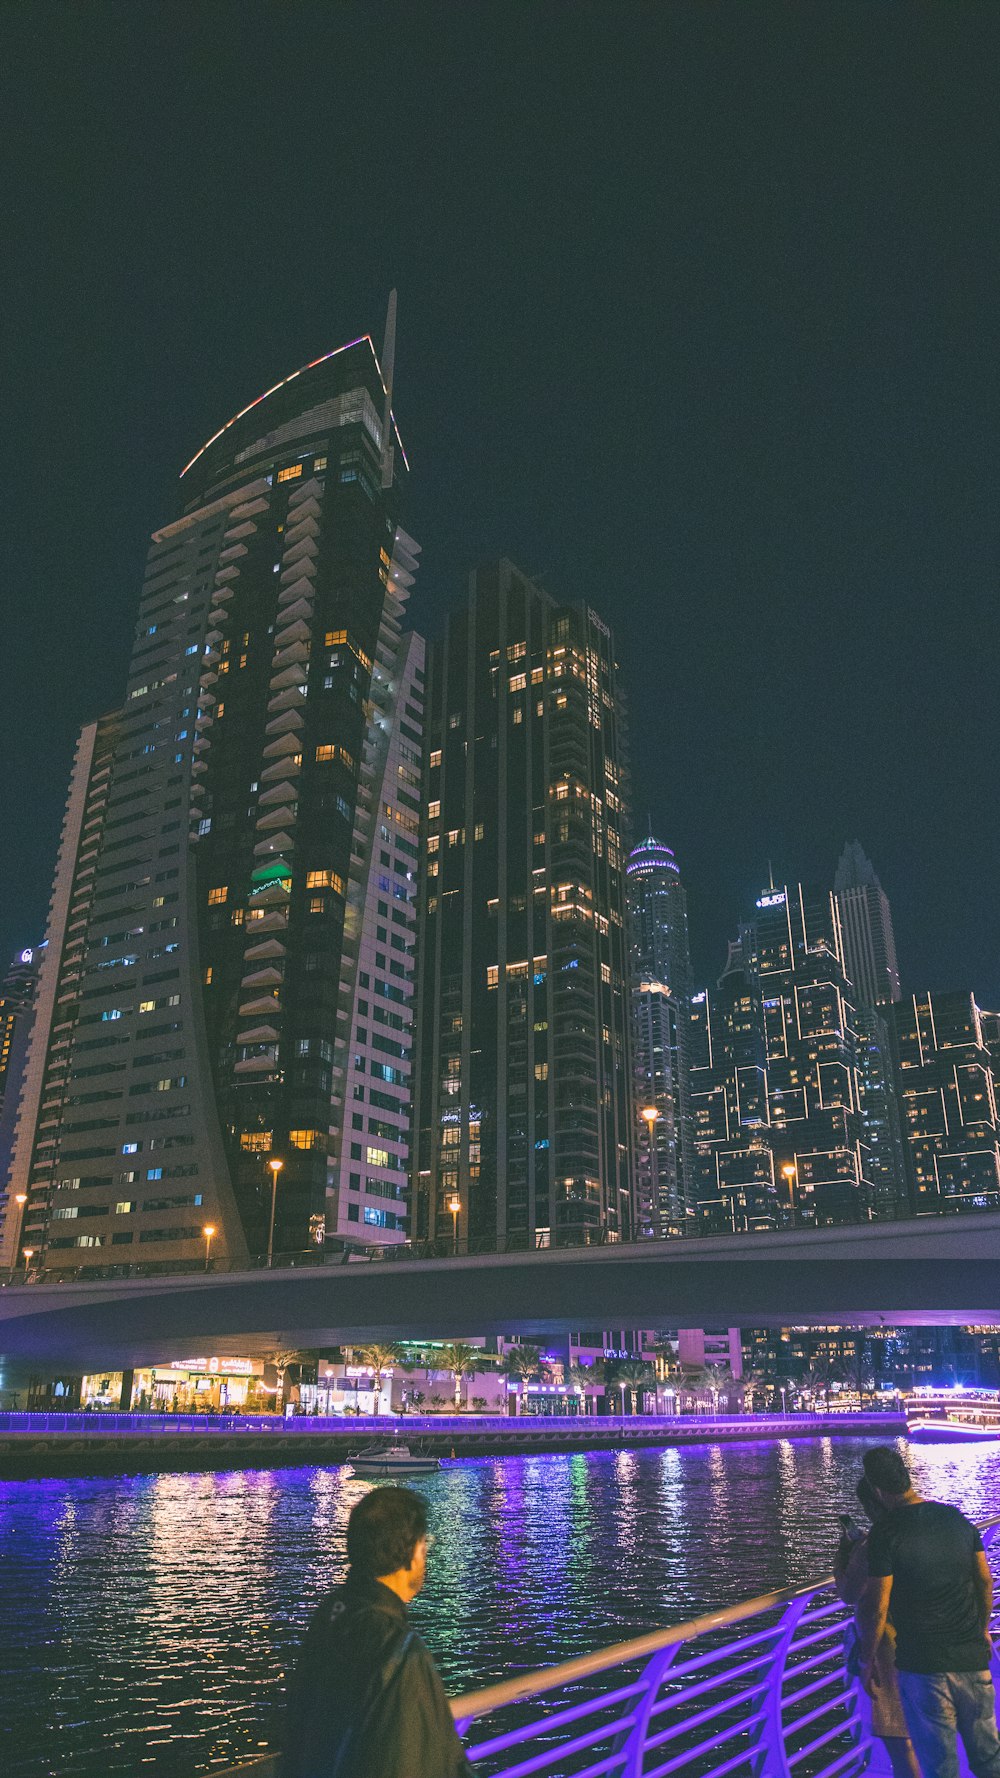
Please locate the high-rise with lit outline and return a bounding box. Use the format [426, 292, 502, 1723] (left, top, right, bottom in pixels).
[2, 320, 423, 1278]
[626, 835, 694, 1235]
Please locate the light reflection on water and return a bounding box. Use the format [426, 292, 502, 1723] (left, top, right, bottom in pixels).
[2, 1436, 999, 1777]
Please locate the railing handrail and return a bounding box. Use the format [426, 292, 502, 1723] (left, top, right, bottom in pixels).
[449, 1513, 1000, 1726]
[449, 1575, 828, 1721]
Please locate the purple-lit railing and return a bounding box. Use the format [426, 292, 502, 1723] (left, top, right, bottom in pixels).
[216, 1521, 1000, 1778]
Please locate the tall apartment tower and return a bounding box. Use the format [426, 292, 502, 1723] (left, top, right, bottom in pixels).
[2, 328, 423, 1279]
[834, 841, 901, 1008]
[890, 992, 1000, 1213]
[690, 885, 875, 1231]
[413, 560, 634, 1250]
[689, 938, 778, 1233]
[626, 835, 694, 1235]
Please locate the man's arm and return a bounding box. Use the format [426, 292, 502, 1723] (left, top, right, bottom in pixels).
[855, 1575, 893, 1696]
[973, 1550, 994, 1644]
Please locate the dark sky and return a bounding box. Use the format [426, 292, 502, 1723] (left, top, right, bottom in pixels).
[2, 4, 998, 999]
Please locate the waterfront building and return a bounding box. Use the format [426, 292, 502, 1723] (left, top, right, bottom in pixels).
[853, 1005, 909, 1217]
[626, 835, 694, 1235]
[412, 560, 634, 1250]
[889, 991, 1000, 1213]
[690, 884, 874, 1230]
[0, 946, 43, 1194]
[1, 325, 423, 1279]
[688, 937, 779, 1232]
[834, 840, 901, 1008]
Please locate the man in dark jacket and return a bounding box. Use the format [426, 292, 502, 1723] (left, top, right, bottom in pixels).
[285, 1485, 472, 1778]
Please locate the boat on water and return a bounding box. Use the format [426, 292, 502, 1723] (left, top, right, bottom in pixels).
[349, 1442, 442, 1477]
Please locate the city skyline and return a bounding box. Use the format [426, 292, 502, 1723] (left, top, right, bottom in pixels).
[3, 8, 999, 1005]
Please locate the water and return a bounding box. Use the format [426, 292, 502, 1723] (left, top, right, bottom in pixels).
[2, 1435, 999, 1776]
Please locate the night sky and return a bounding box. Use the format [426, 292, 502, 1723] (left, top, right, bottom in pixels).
[3, 5, 998, 1000]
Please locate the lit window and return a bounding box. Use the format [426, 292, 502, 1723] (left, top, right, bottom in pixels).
[239, 1131, 273, 1153]
[216, 702, 225, 718]
[512, 707, 523, 724]
[204, 966, 213, 985]
[115, 1202, 134, 1215]
[314, 456, 327, 471]
[325, 629, 347, 647]
[139, 1001, 155, 1014]
[309, 896, 325, 914]
[474, 823, 484, 841]
[507, 641, 526, 662]
[306, 868, 345, 895]
[487, 965, 499, 988]
[366, 1146, 390, 1167]
[427, 800, 440, 820]
[509, 673, 526, 692]
[208, 886, 227, 906]
[429, 749, 442, 768]
[288, 1128, 324, 1150]
[277, 463, 303, 483]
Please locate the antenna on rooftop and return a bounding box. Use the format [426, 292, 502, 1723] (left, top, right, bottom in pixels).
[380, 288, 397, 489]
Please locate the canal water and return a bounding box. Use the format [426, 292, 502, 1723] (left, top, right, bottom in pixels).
[2, 1436, 998, 1776]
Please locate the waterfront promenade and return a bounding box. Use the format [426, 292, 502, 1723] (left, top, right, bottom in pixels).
[0, 1407, 905, 1477]
[209, 1513, 1000, 1778]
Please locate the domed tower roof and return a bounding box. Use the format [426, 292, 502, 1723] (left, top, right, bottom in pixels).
[626, 834, 680, 879]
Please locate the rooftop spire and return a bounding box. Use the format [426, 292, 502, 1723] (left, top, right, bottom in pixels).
[380, 288, 397, 489]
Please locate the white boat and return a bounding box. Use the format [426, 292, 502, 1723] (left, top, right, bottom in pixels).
[349, 1442, 442, 1477]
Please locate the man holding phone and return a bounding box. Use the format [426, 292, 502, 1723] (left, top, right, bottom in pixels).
[855, 1446, 1000, 1778]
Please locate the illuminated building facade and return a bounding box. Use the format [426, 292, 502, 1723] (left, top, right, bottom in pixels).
[889, 991, 1000, 1213]
[689, 938, 778, 1232]
[0, 944, 43, 1229]
[412, 560, 634, 1250]
[690, 884, 875, 1230]
[834, 840, 901, 1008]
[626, 835, 694, 1234]
[1, 329, 423, 1279]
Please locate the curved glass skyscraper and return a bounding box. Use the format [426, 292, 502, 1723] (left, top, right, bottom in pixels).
[3, 329, 424, 1277]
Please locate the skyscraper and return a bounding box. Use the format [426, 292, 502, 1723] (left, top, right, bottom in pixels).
[0, 943, 43, 1232]
[2, 324, 423, 1279]
[890, 991, 1000, 1213]
[834, 841, 901, 1008]
[690, 883, 875, 1230]
[689, 937, 777, 1233]
[412, 560, 634, 1251]
[626, 835, 694, 1235]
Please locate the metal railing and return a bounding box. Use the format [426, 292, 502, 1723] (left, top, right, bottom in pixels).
[0, 1409, 904, 1439]
[215, 1520, 1000, 1778]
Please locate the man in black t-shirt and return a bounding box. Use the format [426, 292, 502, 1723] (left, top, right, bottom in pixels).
[856, 1446, 1000, 1778]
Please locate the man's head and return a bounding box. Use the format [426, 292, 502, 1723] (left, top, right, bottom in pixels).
[856, 1474, 886, 1524]
[862, 1445, 913, 1506]
[347, 1486, 430, 1602]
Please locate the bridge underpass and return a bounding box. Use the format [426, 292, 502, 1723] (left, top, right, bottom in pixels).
[2, 1212, 1000, 1371]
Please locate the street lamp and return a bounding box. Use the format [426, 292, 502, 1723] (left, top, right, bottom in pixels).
[22, 1247, 35, 1279]
[447, 1193, 461, 1254]
[781, 1161, 798, 1229]
[641, 1106, 660, 1226]
[203, 1224, 216, 1272]
[267, 1158, 284, 1268]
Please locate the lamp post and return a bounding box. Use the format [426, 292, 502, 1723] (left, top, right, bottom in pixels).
[641, 1106, 660, 1227]
[22, 1247, 35, 1280]
[781, 1161, 798, 1229]
[447, 1193, 461, 1255]
[203, 1224, 216, 1272]
[267, 1158, 284, 1268]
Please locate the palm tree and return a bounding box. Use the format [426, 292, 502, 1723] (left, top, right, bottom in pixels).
[439, 1341, 481, 1410]
[356, 1342, 405, 1409]
[568, 1361, 598, 1412]
[678, 1362, 714, 1411]
[267, 1350, 305, 1412]
[502, 1343, 540, 1415]
[609, 1359, 655, 1416]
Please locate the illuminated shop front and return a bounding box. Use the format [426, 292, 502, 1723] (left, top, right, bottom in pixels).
[81, 1357, 266, 1411]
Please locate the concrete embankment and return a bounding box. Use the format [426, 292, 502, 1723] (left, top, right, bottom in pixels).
[0, 1410, 906, 1478]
